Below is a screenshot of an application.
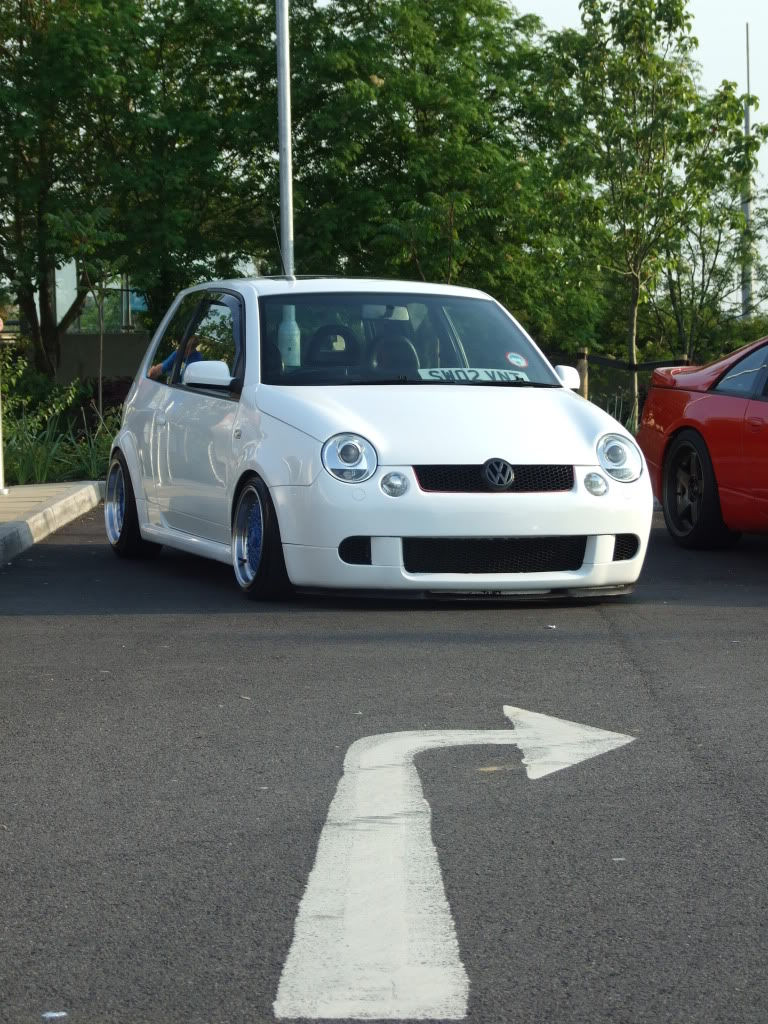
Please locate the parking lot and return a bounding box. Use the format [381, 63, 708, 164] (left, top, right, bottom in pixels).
[1, 509, 767, 1024]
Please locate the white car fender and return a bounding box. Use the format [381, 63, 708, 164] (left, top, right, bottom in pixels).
[110, 427, 150, 525]
[231, 407, 322, 509]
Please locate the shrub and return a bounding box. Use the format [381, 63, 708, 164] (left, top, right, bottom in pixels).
[1, 342, 120, 484]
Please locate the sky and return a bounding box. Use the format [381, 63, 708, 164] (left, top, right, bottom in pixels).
[523, 0, 766, 174]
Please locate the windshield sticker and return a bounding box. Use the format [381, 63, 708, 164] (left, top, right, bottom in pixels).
[418, 367, 530, 383]
[506, 352, 528, 368]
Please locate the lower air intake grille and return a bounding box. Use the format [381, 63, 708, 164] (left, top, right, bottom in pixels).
[402, 536, 587, 575]
[339, 536, 371, 565]
[613, 534, 639, 561]
[413, 464, 574, 493]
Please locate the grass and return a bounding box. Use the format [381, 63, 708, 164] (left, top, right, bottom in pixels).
[3, 405, 121, 485]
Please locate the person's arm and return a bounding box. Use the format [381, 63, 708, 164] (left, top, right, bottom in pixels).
[149, 349, 177, 380]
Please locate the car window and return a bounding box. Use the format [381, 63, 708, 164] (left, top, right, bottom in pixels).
[177, 295, 240, 383]
[147, 294, 201, 383]
[259, 292, 558, 387]
[714, 345, 768, 396]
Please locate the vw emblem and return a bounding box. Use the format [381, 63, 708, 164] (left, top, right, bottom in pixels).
[483, 458, 515, 490]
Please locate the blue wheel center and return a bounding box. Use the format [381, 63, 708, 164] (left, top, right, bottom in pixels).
[247, 502, 263, 573]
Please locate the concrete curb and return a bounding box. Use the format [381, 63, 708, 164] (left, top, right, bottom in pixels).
[0, 481, 105, 563]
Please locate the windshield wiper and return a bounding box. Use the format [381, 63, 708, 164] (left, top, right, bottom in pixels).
[348, 376, 419, 385]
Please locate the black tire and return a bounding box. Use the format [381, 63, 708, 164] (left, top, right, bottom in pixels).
[232, 476, 292, 599]
[662, 430, 739, 549]
[104, 451, 162, 558]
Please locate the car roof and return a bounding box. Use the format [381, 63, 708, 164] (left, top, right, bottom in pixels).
[192, 276, 492, 301]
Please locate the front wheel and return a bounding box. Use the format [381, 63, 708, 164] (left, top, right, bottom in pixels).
[662, 430, 739, 549]
[232, 477, 291, 599]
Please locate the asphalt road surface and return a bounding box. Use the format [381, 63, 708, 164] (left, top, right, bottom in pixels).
[1, 510, 767, 1024]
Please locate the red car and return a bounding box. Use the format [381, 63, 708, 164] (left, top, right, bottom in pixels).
[637, 337, 768, 547]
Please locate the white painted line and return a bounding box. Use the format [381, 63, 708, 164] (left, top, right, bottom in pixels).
[273, 707, 634, 1020]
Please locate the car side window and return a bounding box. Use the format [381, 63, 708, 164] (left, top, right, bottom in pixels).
[177, 293, 242, 384]
[714, 345, 768, 396]
[147, 294, 201, 383]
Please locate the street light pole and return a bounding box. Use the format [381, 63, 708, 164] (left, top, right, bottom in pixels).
[276, 0, 295, 278]
[741, 22, 754, 319]
[0, 316, 8, 494]
[275, 0, 301, 366]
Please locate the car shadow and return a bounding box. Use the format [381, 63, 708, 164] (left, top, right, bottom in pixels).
[1, 514, 767, 617]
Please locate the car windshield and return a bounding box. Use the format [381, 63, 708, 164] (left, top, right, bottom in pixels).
[258, 292, 560, 386]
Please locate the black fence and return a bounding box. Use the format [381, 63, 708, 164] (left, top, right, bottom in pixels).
[570, 347, 691, 425]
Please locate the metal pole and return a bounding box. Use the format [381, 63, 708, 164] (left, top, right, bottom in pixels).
[276, 0, 295, 278]
[0, 316, 8, 494]
[741, 22, 753, 319]
[275, 0, 301, 366]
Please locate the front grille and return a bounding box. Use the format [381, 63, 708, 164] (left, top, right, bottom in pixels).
[413, 464, 574, 493]
[613, 534, 639, 561]
[339, 536, 371, 565]
[402, 536, 587, 574]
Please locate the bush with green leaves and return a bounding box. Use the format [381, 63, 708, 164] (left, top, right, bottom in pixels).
[1, 342, 120, 484]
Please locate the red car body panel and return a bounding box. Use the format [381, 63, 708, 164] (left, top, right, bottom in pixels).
[637, 338, 768, 532]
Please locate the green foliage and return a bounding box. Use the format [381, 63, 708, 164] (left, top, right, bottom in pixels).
[0, 0, 139, 373]
[1, 0, 765, 389]
[103, 0, 276, 327]
[5, 414, 69, 485]
[65, 408, 122, 481]
[0, 344, 84, 430]
[0, 342, 120, 484]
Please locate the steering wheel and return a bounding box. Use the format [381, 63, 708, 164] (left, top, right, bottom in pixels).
[368, 335, 421, 373]
[306, 324, 361, 365]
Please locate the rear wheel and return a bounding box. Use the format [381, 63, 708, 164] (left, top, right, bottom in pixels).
[662, 430, 738, 549]
[232, 477, 291, 599]
[105, 451, 162, 558]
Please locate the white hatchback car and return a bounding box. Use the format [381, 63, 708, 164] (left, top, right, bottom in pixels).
[105, 277, 653, 599]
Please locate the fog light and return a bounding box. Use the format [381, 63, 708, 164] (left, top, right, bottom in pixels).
[381, 472, 409, 497]
[584, 472, 608, 496]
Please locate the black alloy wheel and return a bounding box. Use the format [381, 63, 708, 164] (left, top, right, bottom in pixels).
[662, 429, 738, 549]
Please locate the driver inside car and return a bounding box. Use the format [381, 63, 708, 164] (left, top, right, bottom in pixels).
[148, 334, 204, 381]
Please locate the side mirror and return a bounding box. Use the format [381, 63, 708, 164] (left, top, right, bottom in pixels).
[182, 360, 236, 391]
[554, 365, 581, 391]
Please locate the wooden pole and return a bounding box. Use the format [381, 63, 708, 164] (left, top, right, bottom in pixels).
[576, 348, 589, 399]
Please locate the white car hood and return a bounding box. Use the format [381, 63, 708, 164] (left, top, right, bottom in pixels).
[256, 384, 626, 465]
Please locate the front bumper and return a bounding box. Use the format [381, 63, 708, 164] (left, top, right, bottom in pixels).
[271, 465, 653, 593]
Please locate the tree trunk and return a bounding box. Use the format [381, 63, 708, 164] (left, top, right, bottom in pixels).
[34, 271, 62, 377]
[627, 274, 640, 433]
[98, 299, 104, 418]
[16, 287, 51, 376]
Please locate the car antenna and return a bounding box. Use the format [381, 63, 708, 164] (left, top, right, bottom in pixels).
[271, 211, 288, 276]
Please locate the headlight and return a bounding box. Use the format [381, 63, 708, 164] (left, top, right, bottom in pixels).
[596, 433, 643, 482]
[322, 433, 378, 483]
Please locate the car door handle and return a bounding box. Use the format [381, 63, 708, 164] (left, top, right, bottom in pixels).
[156, 412, 167, 426]
[746, 416, 765, 432]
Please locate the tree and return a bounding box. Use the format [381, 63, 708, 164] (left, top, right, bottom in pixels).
[97, 0, 277, 329]
[576, 0, 764, 427]
[0, 0, 135, 375]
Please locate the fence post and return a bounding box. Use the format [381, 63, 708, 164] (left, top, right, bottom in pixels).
[576, 348, 589, 399]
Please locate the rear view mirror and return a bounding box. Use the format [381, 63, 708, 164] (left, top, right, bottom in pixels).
[554, 365, 581, 390]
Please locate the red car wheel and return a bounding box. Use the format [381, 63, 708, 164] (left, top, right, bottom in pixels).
[662, 430, 739, 549]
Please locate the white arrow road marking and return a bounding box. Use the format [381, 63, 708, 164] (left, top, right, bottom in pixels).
[273, 706, 634, 1020]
